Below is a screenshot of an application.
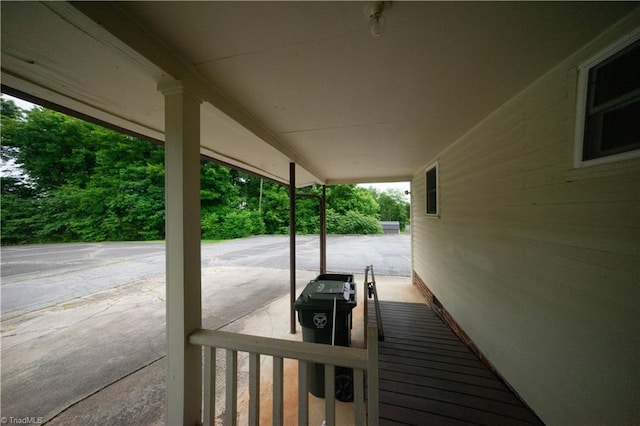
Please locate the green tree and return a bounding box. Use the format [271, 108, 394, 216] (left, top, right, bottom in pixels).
[5, 107, 100, 192]
[375, 188, 410, 230]
[1, 101, 166, 243]
[200, 162, 267, 240]
[254, 181, 289, 234]
[0, 98, 21, 122]
[201, 162, 239, 213]
[326, 185, 379, 217]
[0, 177, 39, 245]
[252, 182, 383, 235]
[1, 98, 401, 244]
[1, 98, 24, 165]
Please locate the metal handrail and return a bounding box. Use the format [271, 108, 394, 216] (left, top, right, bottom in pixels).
[364, 265, 385, 342]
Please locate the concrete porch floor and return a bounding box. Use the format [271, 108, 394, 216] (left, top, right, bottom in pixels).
[35, 266, 542, 425]
[34, 270, 416, 425]
[219, 273, 419, 425]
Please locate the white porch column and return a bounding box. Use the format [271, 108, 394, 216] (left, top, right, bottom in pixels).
[159, 80, 202, 425]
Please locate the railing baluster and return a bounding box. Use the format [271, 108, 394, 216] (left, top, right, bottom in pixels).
[366, 324, 379, 426]
[249, 352, 260, 425]
[226, 349, 237, 426]
[324, 365, 335, 426]
[354, 368, 365, 425]
[203, 346, 216, 426]
[298, 360, 309, 426]
[189, 324, 378, 426]
[273, 356, 284, 426]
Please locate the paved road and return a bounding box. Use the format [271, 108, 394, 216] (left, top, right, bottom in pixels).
[0, 235, 410, 423]
[1, 235, 410, 319]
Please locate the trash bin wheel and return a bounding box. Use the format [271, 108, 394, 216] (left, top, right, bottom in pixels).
[335, 374, 353, 402]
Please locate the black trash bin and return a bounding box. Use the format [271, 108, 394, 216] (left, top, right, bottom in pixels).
[294, 274, 357, 402]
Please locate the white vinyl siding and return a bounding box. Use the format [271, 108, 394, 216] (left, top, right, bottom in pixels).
[411, 13, 640, 426]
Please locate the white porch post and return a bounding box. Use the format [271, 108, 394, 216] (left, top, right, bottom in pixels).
[159, 80, 203, 425]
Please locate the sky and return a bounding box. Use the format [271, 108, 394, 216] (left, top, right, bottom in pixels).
[3, 94, 34, 111]
[2, 94, 410, 199]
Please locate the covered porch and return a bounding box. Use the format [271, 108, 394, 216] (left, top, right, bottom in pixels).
[2, 2, 638, 425]
[192, 273, 543, 425]
[35, 269, 540, 425]
[183, 272, 543, 425]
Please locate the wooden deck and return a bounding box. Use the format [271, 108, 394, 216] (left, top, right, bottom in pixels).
[377, 301, 543, 425]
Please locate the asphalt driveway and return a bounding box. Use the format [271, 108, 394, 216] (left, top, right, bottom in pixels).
[1, 235, 410, 319]
[0, 235, 410, 424]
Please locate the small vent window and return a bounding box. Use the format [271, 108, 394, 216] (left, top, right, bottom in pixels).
[425, 163, 438, 216]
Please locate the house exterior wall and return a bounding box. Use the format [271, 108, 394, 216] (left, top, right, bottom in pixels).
[411, 13, 639, 426]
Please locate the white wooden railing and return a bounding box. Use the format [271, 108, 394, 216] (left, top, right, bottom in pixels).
[189, 278, 380, 426]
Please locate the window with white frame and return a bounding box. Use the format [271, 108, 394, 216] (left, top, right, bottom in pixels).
[575, 31, 640, 166]
[425, 163, 438, 216]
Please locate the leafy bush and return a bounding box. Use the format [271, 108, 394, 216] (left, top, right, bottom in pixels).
[326, 210, 382, 235]
[220, 210, 265, 239]
[202, 209, 265, 240]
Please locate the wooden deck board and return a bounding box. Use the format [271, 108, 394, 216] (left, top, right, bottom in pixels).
[379, 369, 522, 405]
[380, 403, 473, 426]
[380, 353, 496, 378]
[379, 346, 487, 368]
[377, 301, 543, 425]
[383, 336, 479, 354]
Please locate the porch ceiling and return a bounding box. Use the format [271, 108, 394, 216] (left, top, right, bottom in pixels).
[1, 1, 635, 186]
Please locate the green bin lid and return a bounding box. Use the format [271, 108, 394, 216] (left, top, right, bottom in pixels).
[295, 279, 356, 308]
